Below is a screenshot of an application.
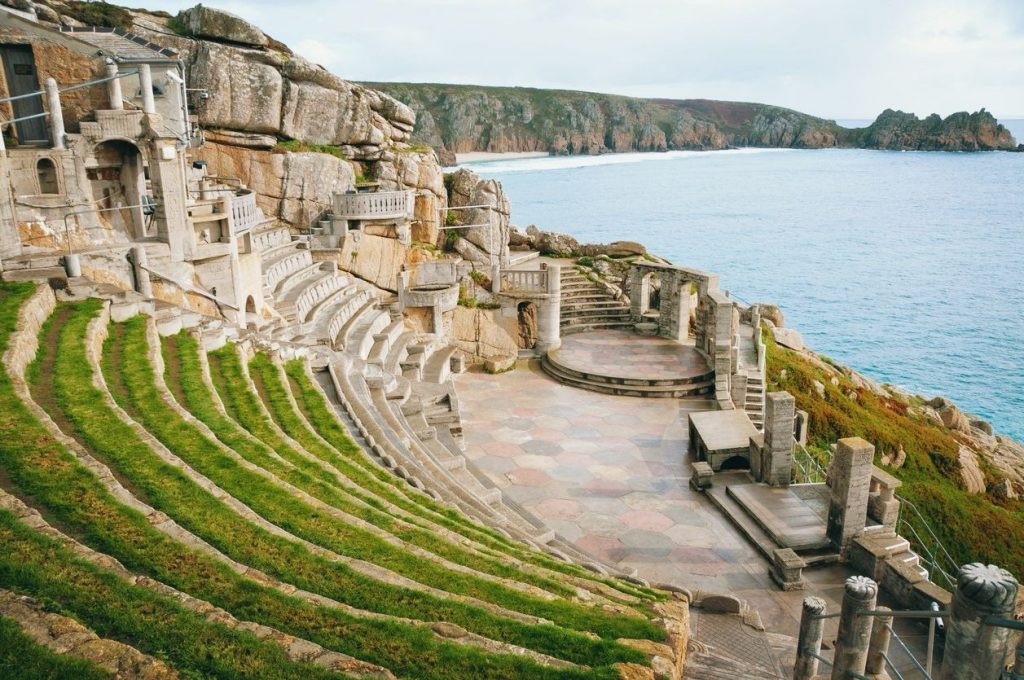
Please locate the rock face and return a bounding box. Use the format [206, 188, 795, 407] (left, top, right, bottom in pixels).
[178, 5, 267, 48]
[364, 83, 1019, 157]
[450, 307, 518, 360]
[445, 168, 510, 263]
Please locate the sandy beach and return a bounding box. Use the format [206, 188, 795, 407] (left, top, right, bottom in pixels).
[455, 151, 550, 163]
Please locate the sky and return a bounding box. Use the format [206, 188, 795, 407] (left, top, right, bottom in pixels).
[142, 0, 1024, 120]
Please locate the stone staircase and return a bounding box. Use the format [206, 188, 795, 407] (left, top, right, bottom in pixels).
[539, 351, 715, 398]
[745, 372, 766, 429]
[559, 268, 632, 334]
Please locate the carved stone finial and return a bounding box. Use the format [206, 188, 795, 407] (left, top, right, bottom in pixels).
[957, 563, 1019, 610]
[844, 575, 878, 601]
[802, 596, 827, 615]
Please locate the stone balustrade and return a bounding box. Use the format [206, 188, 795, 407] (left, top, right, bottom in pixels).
[333, 190, 415, 221]
[230, 189, 260, 234]
[499, 269, 548, 293]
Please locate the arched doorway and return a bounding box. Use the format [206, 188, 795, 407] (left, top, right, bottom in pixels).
[517, 301, 538, 349]
[245, 296, 258, 330]
[641, 272, 661, 317]
[87, 140, 146, 239]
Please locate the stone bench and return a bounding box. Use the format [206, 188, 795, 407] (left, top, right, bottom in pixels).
[689, 461, 714, 490]
[769, 547, 806, 591]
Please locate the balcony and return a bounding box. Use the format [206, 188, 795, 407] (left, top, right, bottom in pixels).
[333, 190, 415, 221]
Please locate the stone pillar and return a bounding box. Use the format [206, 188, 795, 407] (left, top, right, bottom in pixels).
[794, 596, 827, 680]
[105, 63, 123, 110]
[129, 245, 152, 298]
[940, 563, 1019, 680]
[147, 141, 190, 262]
[826, 437, 874, 555]
[761, 391, 795, 486]
[0, 137, 21, 261]
[490, 263, 501, 295]
[396, 268, 409, 312]
[536, 263, 561, 353]
[865, 606, 892, 677]
[831, 575, 878, 680]
[628, 265, 644, 320]
[45, 78, 65, 150]
[62, 253, 81, 278]
[138, 64, 156, 115]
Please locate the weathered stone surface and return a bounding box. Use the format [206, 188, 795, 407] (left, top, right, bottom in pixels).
[450, 307, 518, 362]
[938, 403, 972, 434]
[771, 325, 804, 351]
[526, 225, 579, 256]
[446, 168, 510, 263]
[757, 303, 784, 328]
[189, 42, 284, 134]
[339, 233, 407, 292]
[605, 240, 646, 257]
[957, 446, 986, 494]
[178, 5, 268, 47]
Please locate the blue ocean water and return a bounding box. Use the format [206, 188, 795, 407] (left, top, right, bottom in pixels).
[462, 147, 1024, 441]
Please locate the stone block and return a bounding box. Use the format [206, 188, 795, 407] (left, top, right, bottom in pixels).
[449, 353, 466, 374]
[689, 461, 714, 490]
[769, 547, 806, 591]
[483, 355, 516, 374]
[699, 594, 741, 613]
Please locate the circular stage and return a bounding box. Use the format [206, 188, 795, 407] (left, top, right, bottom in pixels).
[541, 330, 714, 398]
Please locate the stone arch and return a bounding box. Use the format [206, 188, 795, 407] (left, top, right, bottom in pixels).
[36, 157, 59, 194]
[719, 454, 749, 471]
[87, 139, 146, 239]
[245, 295, 258, 330]
[517, 300, 538, 349]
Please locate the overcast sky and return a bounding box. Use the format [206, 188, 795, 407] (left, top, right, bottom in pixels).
[143, 0, 1024, 119]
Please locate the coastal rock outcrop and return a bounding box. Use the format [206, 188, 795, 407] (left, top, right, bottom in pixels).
[445, 168, 510, 263]
[365, 83, 1018, 159]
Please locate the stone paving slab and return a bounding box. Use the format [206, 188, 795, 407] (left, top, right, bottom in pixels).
[689, 409, 760, 452]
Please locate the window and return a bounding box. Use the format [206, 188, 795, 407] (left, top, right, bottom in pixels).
[36, 158, 58, 194]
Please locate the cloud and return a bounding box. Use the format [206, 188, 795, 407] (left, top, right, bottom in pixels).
[139, 0, 1024, 118]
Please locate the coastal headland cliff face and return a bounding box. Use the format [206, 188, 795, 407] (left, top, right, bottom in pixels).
[364, 83, 1019, 162]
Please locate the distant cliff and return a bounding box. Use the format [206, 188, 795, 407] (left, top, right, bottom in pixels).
[363, 83, 1019, 161]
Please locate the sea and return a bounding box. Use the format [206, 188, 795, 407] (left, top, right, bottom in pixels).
[459, 121, 1024, 441]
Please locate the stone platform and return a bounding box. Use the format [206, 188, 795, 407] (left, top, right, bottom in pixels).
[727, 483, 830, 551]
[688, 409, 761, 470]
[541, 330, 714, 398]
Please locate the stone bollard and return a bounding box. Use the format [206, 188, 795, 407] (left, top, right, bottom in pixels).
[832, 575, 878, 680]
[794, 596, 827, 680]
[130, 245, 152, 298]
[939, 563, 1019, 680]
[865, 606, 892, 677]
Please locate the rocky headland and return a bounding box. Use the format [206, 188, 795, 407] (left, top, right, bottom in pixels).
[363, 83, 1020, 163]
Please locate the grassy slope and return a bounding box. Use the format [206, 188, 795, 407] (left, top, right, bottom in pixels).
[765, 331, 1024, 578]
[0, 613, 113, 680]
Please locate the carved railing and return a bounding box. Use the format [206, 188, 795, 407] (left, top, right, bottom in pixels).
[500, 269, 548, 292]
[334, 190, 415, 221]
[230, 190, 260, 234]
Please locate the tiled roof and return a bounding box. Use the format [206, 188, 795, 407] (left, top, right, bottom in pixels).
[59, 26, 177, 60]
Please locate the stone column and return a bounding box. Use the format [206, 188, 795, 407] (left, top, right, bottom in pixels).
[794, 596, 827, 680]
[105, 63, 123, 110]
[865, 606, 892, 677]
[939, 563, 1019, 680]
[761, 391, 796, 486]
[130, 245, 152, 298]
[827, 437, 874, 555]
[396, 268, 409, 312]
[139, 64, 156, 115]
[45, 78, 65, 150]
[628, 265, 644, 320]
[536, 263, 561, 353]
[0, 135, 21, 262]
[831, 575, 878, 680]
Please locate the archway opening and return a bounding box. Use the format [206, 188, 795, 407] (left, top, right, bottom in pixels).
[36, 158, 59, 194]
[719, 455, 749, 471]
[517, 301, 538, 349]
[641, 271, 661, 317]
[245, 296, 258, 330]
[87, 140, 146, 239]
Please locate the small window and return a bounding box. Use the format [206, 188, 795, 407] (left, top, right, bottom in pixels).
[135, 84, 164, 98]
[36, 158, 58, 194]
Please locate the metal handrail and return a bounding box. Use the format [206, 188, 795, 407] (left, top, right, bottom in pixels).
[793, 443, 829, 484]
[886, 623, 934, 678]
[894, 495, 959, 590]
[0, 69, 140, 105]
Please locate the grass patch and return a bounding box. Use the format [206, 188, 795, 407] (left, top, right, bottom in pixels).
[0, 613, 113, 680]
[61, 1, 132, 29]
[274, 139, 348, 160]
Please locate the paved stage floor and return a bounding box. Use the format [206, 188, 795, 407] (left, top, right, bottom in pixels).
[551, 330, 710, 381]
[455, 360, 854, 650]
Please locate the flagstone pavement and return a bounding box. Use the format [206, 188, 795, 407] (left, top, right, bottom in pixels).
[455, 359, 854, 651]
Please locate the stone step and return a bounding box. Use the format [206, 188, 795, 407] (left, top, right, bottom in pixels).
[560, 320, 636, 335]
[705, 484, 777, 561]
[540, 356, 714, 399]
